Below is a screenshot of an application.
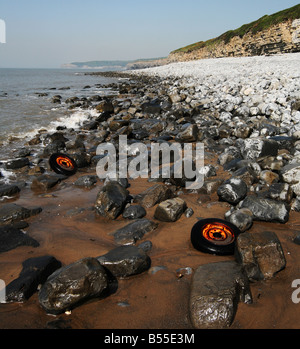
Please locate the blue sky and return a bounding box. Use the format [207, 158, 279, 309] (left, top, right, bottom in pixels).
[0, 0, 299, 68]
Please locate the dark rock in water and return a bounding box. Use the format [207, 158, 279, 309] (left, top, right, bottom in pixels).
[217, 178, 248, 205]
[74, 175, 98, 188]
[0, 225, 39, 253]
[5, 158, 30, 170]
[122, 205, 146, 219]
[189, 261, 252, 329]
[31, 174, 63, 192]
[113, 219, 158, 245]
[97, 245, 151, 278]
[0, 203, 42, 224]
[240, 196, 289, 223]
[134, 184, 174, 208]
[5, 256, 62, 302]
[154, 197, 187, 222]
[38, 257, 108, 315]
[240, 138, 279, 160]
[0, 184, 20, 197]
[51, 95, 62, 103]
[235, 231, 286, 281]
[225, 209, 253, 232]
[95, 181, 129, 220]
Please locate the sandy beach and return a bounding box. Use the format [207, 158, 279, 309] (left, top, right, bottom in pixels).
[1, 53, 300, 329]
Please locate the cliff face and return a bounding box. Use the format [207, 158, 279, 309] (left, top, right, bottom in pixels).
[168, 18, 300, 62]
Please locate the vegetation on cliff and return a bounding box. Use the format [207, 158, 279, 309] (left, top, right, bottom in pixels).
[171, 4, 300, 54]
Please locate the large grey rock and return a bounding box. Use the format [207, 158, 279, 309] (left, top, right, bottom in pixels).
[5, 256, 62, 302]
[154, 197, 187, 222]
[226, 208, 253, 232]
[113, 219, 158, 245]
[38, 257, 108, 315]
[217, 178, 248, 205]
[280, 163, 300, 184]
[240, 138, 279, 160]
[95, 181, 129, 220]
[97, 245, 151, 278]
[134, 184, 173, 208]
[189, 261, 252, 329]
[235, 231, 286, 281]
[240, 196, 289, 223]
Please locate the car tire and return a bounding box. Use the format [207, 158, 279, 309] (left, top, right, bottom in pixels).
[49, 153, 77, 176]
[191, 218, 241, 256]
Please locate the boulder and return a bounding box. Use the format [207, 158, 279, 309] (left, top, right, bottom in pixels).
[225, 209, 253, 232]
[97, 245, 151, 278]
[189, 261, 252, 329]
[5, 256, 62, 302]
[134, 184, 173, 208]
[0, 184, 20, 197]
[240, 196, 289, 223]
[122, 205, 146, 220]
[175, 123, 198, 142]
[38, 257, 108, 315]
[154, 197, 187, 222]
[0, 225, 39, 253]
[235, 231, 286, 281]
[95, 181, 129, 220]
[113, 219, 158, 245]
[5, 157, 30, 170]
[240, 138, 279, 160]
[31, 174, 63, 192]
[265, 182, 293, 203]
[0, 203, 42, 224]
[74, 175, 98, 188]
[217, 178, 248, 205]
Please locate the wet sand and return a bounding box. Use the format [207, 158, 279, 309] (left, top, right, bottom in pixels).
[1, 155, 300, 330]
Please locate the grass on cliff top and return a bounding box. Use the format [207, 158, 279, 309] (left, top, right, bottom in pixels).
[172, 3, 300, 54]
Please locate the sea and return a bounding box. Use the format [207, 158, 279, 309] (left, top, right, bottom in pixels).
[0, 68, 119, 161]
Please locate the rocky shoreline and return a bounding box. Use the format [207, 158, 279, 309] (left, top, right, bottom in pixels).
[1, 53, 300, 329]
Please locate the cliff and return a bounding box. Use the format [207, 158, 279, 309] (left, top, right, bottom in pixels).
[168, 4, 300, 62]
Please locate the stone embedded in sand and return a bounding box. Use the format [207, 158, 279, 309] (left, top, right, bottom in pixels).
[122, 205, 146, 220]
[0, 184, 20, 197]
[38, 257, 108, 315]
[0, 225, 40, 253]
[94, 181, 129, 220]
[217, 178, 248, 205]
[0, 203, 42, 224]
[74, 175, 98, 188]
[5, 255, 62, 302]
[31, 174, 63, 192]
[154, 197, 187, 222]
[189, 261, 252, 329]
[113, 219, 158, 245]
[235, 231, 286, 281]
[97, 245, 151, 278]
[240, 196, 289, 223]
